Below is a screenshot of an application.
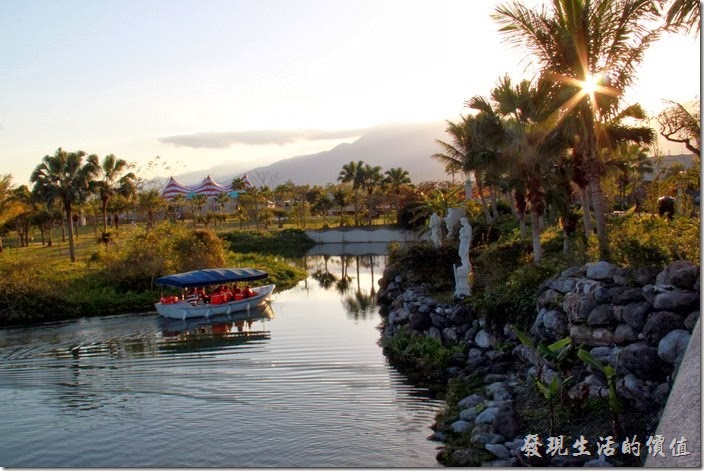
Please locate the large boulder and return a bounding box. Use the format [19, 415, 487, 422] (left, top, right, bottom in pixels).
[642, 311, 685, 346]
[652, 290, 699, 312]
[622, 302, 651, 331]
[618, 342, 664, 380]
[656, 260, 699, 289]
[586, 261, 619, 281]
[657, 329, 691, 364]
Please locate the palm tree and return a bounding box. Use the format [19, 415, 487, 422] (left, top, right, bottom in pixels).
[0, 175, 27, 252]
[473, 76, 568, 263]
[383, 167, 412, 218]
[93, 154, 137, 234]
[494, 0, 662, 259]
[332, 187, 351, 227]
[432, 115, 503, 224]
[358, 164, 384, 225]
[663, 0, 700, 33]
[138, 189, 166, 229]
[337, 160, 365, 225]
[30, 148, 100, 262]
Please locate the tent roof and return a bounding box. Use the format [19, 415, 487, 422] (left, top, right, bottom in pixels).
[155, 268, 269, 288]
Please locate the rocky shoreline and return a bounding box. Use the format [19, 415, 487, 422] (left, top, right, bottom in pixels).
[376, 260, 700, 466]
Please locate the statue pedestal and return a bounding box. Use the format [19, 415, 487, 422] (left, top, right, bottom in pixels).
[453, 263, 471, 299]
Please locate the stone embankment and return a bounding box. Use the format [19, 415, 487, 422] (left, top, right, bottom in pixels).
[376, 260, 700, 466]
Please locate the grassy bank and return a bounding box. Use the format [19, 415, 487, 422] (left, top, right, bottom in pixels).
[0, 224, 312, 326]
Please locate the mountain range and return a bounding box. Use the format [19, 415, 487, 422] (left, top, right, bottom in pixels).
[173, 121, 453, 187]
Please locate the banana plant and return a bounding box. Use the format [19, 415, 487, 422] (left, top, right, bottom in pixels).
[577, 348, 621, 436]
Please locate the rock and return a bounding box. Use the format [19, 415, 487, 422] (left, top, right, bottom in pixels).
[657, 329, 691, 364]
[408, 311, 431, 331]
[652, 383, 670, 405]
[594, 287, 612, 304]
[429, 312, 448, 328]
[635, 267, 659, 286]
[622, 302, 651, 331]
[427, 326, 442, 342]
[470, 432, 505, 446]
[588, 305, 614, 326]
[548, 278, 577, 294]
[588, 346, 620, 369]
[428, 431, 447, 442]
[537, 288, 564, 307]
[575, 278, 604, 295]
[656, 260, 698, 288]
[565, 293, 597, 323]
[459, 407, 480, 422]
[618, 342, 663, 380]
[561, 266, 583, 277]
[642, 311, 685, 346]
[441, 327, 459, 346]
[614, 323, 639, 345]
[684, 311, 700, 331]
[653, 290, 699, 312]
[493, 408, 520, 438]
[475, 407, 500, 424]
[586, 261, 618, 280]
[610, 287, 644, 305]
[485, 443, 510, 460]
[569, 324, 614, 346]
[458, 393, 485, 409]
[451, 420, 472, 433]
[475, 329, 495, 349]
[449, 305, 473, 325]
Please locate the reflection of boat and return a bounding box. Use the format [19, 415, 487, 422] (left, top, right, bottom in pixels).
[154, 268, 275, 319]
[158, 305, 274, 353]
[159, 304, 275, 337]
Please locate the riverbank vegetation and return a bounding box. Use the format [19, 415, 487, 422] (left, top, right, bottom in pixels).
[0, 224, 309, 326]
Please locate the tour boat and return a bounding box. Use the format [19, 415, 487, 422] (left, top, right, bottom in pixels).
[154, 267, 275, 319]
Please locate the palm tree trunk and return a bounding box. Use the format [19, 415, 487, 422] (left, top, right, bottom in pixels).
[518, 213, 527, 239]
[476, 177, 492, 224]
[490, 187, 499, 220]
[65, 202, 76, 262]
[589, 177, 610, 260]
[580, 186, 592, 237]
[530, 209, 542, 264]
[102, 199, 109, 233]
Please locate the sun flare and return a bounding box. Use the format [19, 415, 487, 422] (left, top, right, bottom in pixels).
[581, 73, 601, 94]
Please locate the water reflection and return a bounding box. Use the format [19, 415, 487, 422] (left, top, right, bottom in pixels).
[158, 305, 274, 354]
[305, 253, 384, 320]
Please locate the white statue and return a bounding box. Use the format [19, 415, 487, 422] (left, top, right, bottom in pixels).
[458, 217, 472, 269]
[445, 207, 466, 240]
[429, 212, 442, 248]
[454, 217, 472, 298]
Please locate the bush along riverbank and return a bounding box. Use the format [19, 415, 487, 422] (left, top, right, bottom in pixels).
[377, 255, 699, 466]
[0, 224, 309, 326]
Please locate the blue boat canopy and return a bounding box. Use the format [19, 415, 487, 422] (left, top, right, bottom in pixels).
[155, 268, 269, 288]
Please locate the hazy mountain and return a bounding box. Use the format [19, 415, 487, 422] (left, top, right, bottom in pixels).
[174, 121, 453, 187]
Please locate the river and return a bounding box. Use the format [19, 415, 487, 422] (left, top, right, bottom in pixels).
[0, 250, 443, 467]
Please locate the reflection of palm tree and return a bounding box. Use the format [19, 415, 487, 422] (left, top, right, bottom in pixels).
[342, 290, 377, 320]
[312, 269, 338, 290]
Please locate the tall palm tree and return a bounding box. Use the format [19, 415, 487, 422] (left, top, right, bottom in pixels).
[383, 167, 412, 217]
[138, 189, 166, 229]
[30, 148, 100, 262]
[432, 115, 502, 224]
[0, 175, 27, 253]
[358, 164, 384, 225]
[93, 154, 137, 233]
[337, 160, 365, 225]
[473, 76, 568, 263]
[494, 0, 662, 259]
[332, 187, 351, 227]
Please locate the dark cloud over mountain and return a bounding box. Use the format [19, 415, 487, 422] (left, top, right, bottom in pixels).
[159, 128, 367, 149]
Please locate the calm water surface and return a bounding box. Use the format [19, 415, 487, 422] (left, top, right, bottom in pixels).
[0, 253, 443, 467]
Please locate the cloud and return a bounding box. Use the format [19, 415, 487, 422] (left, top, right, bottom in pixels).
[158, 128, 366, 149]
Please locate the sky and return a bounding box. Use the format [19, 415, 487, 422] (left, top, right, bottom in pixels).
[0, 0, 700, 186]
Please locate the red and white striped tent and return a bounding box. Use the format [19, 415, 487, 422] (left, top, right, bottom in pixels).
[193, 175, 231, 197]
[161, 175, 253, 200]
[161, 177, 191, 200]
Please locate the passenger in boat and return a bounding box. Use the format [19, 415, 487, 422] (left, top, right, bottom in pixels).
[243, 286, 255, 298]
[231, 284, 243, 300]
[186, 288, 200, 305]
[198, 287, 209, 303]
